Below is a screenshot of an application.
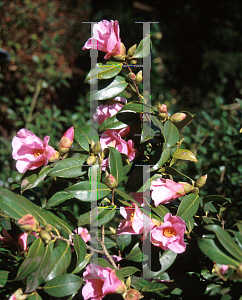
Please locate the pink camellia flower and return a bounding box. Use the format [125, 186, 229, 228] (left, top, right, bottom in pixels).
[100, 129, 136, 162]
[150, 178, 185, 206]
[82, 20, 122, 60]
[58, 127, 74, 154]
[220, 264, 229, 275]
[151, 213, 186, 253]
[12, 128, 56, 173]
[117, 203, 150, 236]
[93, 97, 130, 137]
[0, 228, 28, 253]
[17, 214, 39, 233]
[82, 263, 126, 300]
[69, 227, 91, 243]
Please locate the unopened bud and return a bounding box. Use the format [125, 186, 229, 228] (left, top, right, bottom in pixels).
[135, 70, 143, 85]
[105, 172, 118, 189]
[44, 224, 52, 233]
[158, 104, 168, 121]
[39, 230, 52, 244]
[86, 154, 97, 165]
[127, 72, 136, 82]
[113, 43, 126, 61]
[170, 112, 186, 123]
[126, 276, 131, 289]
[120, 43, 126, 56]
[17, 214, 39, 233]
[195, 175, 207, 188]
[152, 218, 162, 227]
[10, 288, 27, 300]
[124, 289, 144, 300]
[129, 59, 137, 65]
[49, 150, 60, 162]
[116, 281, 126, 294]
[127, 44, 137, 57]
[58, 127, 74, 154]
[90, 141, 101, 155]
[192, 187, 199, 194]
[236, 263, 242, 277]
[182, 183, 194, 194]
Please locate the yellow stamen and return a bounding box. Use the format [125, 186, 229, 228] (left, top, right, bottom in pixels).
[34, 149, 44, 157]
[163, 227, 176, 238]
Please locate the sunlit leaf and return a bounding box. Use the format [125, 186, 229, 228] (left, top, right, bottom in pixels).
[172, 148, 198, 162]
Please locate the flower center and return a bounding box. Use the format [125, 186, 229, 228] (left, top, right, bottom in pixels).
[163, 227, 176, 238]
[34, 149, 44, 157]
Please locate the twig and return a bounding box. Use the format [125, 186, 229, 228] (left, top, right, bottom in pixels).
[96, 237, 118, 269]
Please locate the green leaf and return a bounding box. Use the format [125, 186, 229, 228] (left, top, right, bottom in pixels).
[204, 224, 242, 262]
[98, 206, 116, 226]
[48, 157, 87, 178]
[21, 166, 50, 193]
[186, 218, 195, 233]
[109, 147, 124, 183]
[28, 291, 43, 300]
[158, 166, 193, 182]
[0, 270, 8, 288]
[151, 115, 164, 135]
[197, 238, 240, 267]
[78, 208, 97, 227]
[114, 189, 135, 202]
[85, 62, 122, 83]
[172, 148, 198, 162]
[100, 111, 139, 132]
[75, 126, 99, 152]
[45, 191, 74, 209]
[125, 243, 148, 262]
[163, 120, 179, 147]
[140, 121, 158, 143]
[0, 188, 72, 234]
[14, 238, 45, 281]
[119, 101, 158, 115]
[25, 240, 53, 293]
[152, 205, 170, 219]
[174, 111, 195, 129]
[150, 147, 171, 172]
[115, 267, 140, 280]
[177, 193, 200, 221]
[91, 257, 114, 269]
[72, 234, 86, 274]
[44, 274, 83, 297]
[46, 242, 72, 281]
[133, 36, 151, 58]
[87, 76, 128, 100]
[72, 253, 92, 274]
[131, 276, 150, 290]
[66, 181, 111, 201]
[203, 195, 231, 204]
[97, 237, 116, 250]
[116, 234, 132, 252]
[141, 282, 168, 295]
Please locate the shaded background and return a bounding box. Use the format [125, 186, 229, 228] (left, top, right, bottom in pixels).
[1, 0, 242, 209]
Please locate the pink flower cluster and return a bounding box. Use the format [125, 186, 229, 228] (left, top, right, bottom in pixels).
[0, 228, 28, 254]
[82, 263, 126, 300]
[69, 227, 91, 244]
[82, 20, 122, 60]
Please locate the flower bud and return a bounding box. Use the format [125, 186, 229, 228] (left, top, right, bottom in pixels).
[129, 59, 137, 65]
[125, 276, 131, 289]
[17, 214, 39, 233]
[49, 150, 60, 162]
[170, 112, 186, 123]
[113, 43, 126, 61]
[192, 187, 199, 194]
[158, 104, 168, 121]
[135, 70, 143, 85]
[9, 288, 27, 300]
[90, 141, 101, 155]
[39, 230, 52, 244]
[195, 175, 207, 188]
[58, 127, 74, 154]
[127, 72, 136, 82]
[44, 224, 52, 233]
[124, 289, 144, 300]
[105, 172, 118, 189]
[182, 183, 194, 194]
[127, 44, 137, 57]
[116, 281, 126, 294]
[86, 154, 97, 165]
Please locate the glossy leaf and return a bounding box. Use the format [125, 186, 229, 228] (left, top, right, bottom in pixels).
[100, 112, 135, 132]
[28, 291, 43, 300]
[91, 257, 114, 269]
[75, 126, 99, 152]
[85, 62, 122, 83]
[141, 282, 167, 295]
[125, 243, 148, 262]
[152, 205, 170, 219]
[198, 238, 240, 267]
[114, 189, 135, 202]
[46, 242, 72, 281]
[78, 208, 97, 227]
[21, 166, 50, 193]
[131, 277, 150, 290]
[150, 147, 171, 172]
[204, 224, 242, 262]
[186, 218, 195, 233]
[133, 36, 151, 58]
[115, 266, 140, 280]
[116, 234, 132, 252]
[44, 274, 83, 297]
[45, 191, 74, 209]
[98, 206, 116, 226]
[0, 188, 72, 234]
[14, 238, 44, 281]
[72, 253, 92, 275]
[48, 157, 87, 178]
[0, 270, 8, 288]
[119, 101, 158, 115]
[109, 147, 124, 183]
[203, 195, 231, 204]
[72, 235, 86, 273]
[151, 115, 164, 135]
[177, 193, 200, 221]
[87, 76, 128, 100]
[163, 120, 179, 147]
[25, 240, 53, 293]
[66, 181, 111, 201]
[158, 166, 193, 182]
[172, 148, 198, 162]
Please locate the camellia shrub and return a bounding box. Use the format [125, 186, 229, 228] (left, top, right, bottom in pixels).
[1, 20, 242, 300]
